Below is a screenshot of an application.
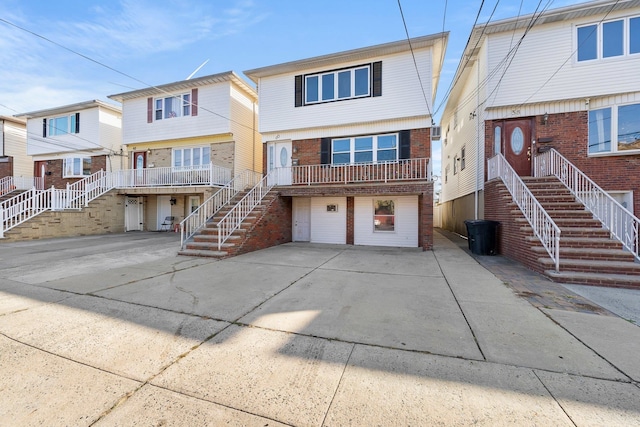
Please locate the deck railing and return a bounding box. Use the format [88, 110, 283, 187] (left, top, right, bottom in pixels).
[216, 170, 275, 251]
[0, 176, 44, 195]
[180, 170, 263, 248]
[488, 153, 561, 272]
[535, 148, 640, 261]
[1, 163, 233, 238]
[279, 158, 431, 186]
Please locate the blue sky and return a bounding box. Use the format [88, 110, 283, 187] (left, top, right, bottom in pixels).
[0, 0, 585, 180]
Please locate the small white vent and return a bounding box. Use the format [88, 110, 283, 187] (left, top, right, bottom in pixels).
[430, 126, 442, 141]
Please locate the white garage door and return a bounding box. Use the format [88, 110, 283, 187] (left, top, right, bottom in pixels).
[354, 196, 418, 247]
[310, 197, 346, 244]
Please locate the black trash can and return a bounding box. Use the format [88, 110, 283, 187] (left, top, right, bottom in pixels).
[464, 220, 500, 255]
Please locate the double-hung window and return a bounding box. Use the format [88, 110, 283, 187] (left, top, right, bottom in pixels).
[47, 113, 79, 136]
[155, 94, 191, 120]
[331, 133, 398, 164]
[589, 102, 640, 154]
[173, 146, 210, 169]
[63, 157, 91, 177]
[577, 16, 640, 62]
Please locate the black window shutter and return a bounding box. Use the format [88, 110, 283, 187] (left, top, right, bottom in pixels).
[320, 138, 331, 164]
[43, 118, 47, 138]
[147, 97, 153, 123]
[295, 75, 303, 107]
[372, 61, 382, 97]
[399, 130, 411, 159]
[75, 113, 80, 133]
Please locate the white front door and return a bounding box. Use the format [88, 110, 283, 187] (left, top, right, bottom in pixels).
[157, 196, 172, 230]
[125, 197, 143, 231]
[293, 197, 311, 241]
[267, 140, 292, 185]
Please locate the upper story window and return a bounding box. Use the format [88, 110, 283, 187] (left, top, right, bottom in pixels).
[45, 113, 79, 137]
[155, 94, 191, 120]
[577, 16, 640, 62]
[63, 157, 91, 177]
[331, 133, 398, 165]
[589, 102, 640, 154]
[295, 61, 382, 107]
[173, 146, 210, 169]
[460, 146, 466, 170]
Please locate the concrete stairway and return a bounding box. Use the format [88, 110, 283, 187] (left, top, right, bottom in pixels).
[519, 177, 640, 287]
[178, 191, 278, 258]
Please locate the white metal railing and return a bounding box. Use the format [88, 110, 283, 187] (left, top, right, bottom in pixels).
[216, 170, 275, 251]
[0, 188, 50, 238]
[269, 158, 431, 186]
[0, 176, 43, 195]
[535, 148, 640, 262]
[1, 163, 233, 238]
[180, 170, 263, 248]
[488, 153, 561, 272]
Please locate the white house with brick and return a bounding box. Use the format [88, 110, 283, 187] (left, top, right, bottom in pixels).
[20, 100, 122, 191]
[440, 0, 640, 286]
[108, 71, 261, 231]
[237, 33, 448, 252]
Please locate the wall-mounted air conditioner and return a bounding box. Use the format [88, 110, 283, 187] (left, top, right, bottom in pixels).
[430, 126, 441, 141]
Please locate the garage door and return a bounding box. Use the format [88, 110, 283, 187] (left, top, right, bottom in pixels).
[354, 196, 418, 247]
[310, 197, 346, 244]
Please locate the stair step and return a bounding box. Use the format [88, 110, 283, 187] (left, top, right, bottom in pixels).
[557, 227, 611, 238]
[186, 241, 236, 250]
[531, 246, 634, 261]
[544, 270, 640, 287]
[538, 257, 640, 274]
[193, 234, 242, 242]
[526, 235, 623, 249]
[178, 249, 228, 258]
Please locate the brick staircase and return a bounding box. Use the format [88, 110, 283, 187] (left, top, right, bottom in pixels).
[178, 191, 279, 258]
[518, 177, 640, 287]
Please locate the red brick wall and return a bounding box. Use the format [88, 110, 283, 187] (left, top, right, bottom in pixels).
[232, 193, 293, 256]
[486, 112, 640, 214]
[0, 156, 13, 178]
[42, 156, 108, 189]
[484, 180, 543, 273]
[346, 197, 355, 244]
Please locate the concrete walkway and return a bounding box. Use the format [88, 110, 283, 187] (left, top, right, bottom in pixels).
[0, 231, 639, 426]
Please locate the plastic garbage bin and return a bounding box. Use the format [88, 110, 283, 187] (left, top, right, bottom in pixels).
[464, 219, 499, 255]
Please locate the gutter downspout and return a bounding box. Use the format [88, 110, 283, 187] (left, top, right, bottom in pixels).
[475, 56, 480, 220]
[1, 119, 5, 158]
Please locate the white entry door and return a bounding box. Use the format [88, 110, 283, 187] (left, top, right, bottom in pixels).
[267, 140, 292, 185]
[157, 196, 172, 230]
[125, 197, 143, 231]
[293, 197, 311, 241]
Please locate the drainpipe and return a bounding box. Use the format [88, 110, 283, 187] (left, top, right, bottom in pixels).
[475, 56, 480, 220]
[1, 119, 5, 157]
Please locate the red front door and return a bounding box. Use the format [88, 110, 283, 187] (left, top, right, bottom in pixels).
[133, 151, 147, 169]
[34, 160, 47, 189]
[503, 119, 533, 176]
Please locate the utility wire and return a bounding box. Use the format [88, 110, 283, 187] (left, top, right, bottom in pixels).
[0, 17, 257, 133]
[397, 0, 433, 120]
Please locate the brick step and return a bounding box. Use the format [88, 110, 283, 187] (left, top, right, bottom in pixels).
[177, 248, 228, 258]
[556, 227, 611, 238]
[544, 270, 640, 288]
[204, 215, 258, 228]
[542, 210, 594, 219]
[525, 236, 623, 250]
[531, 245, 635, 262]
[529, 195, 577, 203]
[199, 227, 247, 236]
[538, 257, 640, 275]
[554, 218, 603, 227]
[539, 203, 586, 211]
[185, 241, 236, 250]
[193, 233, 242, 242]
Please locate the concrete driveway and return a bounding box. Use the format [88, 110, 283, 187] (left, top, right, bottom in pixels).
[0, 231, 639, 426]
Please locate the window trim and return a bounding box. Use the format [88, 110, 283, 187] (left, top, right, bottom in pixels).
[47, 113, 79, 136]
[373, 199, 396, 233]
[172, 145, 211, 169]
[460, 146, 466, 170]
[330, 133, 399, 165]
[63, 157, 92, 178]
[576, 15, 640, 63]
[154, 93, 192, 121]
[588, 101, 640, 156]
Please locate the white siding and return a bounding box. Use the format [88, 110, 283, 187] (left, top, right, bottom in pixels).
[310, 197, 346, 244]
[121, 84, 233, 145]
[98, 108, 123, 170]
[3, 120, 30, 177]
[258, 49, 433, 134]
[486, 10, 640, 108]
[229, 82, 260, 173]
[354, 196, 418, 247]
[440, 42, 487, 204]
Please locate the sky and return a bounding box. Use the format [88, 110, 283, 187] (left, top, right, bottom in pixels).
[0, 0, 586, 184]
